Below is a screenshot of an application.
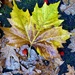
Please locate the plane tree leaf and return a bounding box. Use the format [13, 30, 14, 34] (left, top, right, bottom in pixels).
[31, 1, 64, 30]
[25, 24, 70, 59]
[0, 0, 70, 59]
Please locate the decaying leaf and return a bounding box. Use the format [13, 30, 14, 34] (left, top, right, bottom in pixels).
[60, 0, 75, 15]
[63, 65, 75, 75]
[0, 0, 70, 59]
[53, 58, 64, 67]
[0, 45, 19, 70]
[1, 45, 19, 62]
[68, 29, 75, 52]
[1, 0, 12, 8]
[62, 0, 75, 5]
[0, 59, 5, 73]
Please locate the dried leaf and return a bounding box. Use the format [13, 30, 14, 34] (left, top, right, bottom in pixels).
[53, 58, 64, 67]
[0, 26, 29, 47]
[60, 0, 75, 15]
[1, 45, 19, 64]
[63, 65, 75, 75]
[68, 29, 75, 52]
[62, 0, 75, 5]
[1, 0, 12, 8]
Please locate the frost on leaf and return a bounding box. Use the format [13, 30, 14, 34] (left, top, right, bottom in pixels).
[68, 29, 75, 52]
[0, 0, 70, 59]
[60, 0, 75, 15]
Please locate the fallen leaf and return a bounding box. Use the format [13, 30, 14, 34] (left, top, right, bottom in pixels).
[60, 0, 75, 15]
[31, 1, 64, 30]
[0, 0, 70, 59]
[1, 45, 19, 67]
[68, 29, 75, 52]
[1, 0, 12, 8]
[62, 0, 75, 5]
[63, 65, 75, 75]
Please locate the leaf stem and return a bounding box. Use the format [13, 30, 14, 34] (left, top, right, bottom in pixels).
[28, 46, 32, 58]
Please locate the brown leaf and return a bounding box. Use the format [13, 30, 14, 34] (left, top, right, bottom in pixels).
[34, 41, 59, 59]
[1, 0, 12, 8]
[0, 26, 29, 47]
[60, 0, 75, 15]
[1, 45, 19, 63]
[64, 65, 75, 75]
[62, 0, 75, 5]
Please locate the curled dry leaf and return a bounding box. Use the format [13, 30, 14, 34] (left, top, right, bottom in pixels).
[0, 0, 70, 59]
[63, 65, 75, 75]
[53, 58, 64, 67]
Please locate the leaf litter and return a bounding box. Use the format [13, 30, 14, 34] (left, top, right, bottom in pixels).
[0, 0, 71, 75]
[0, 36, 64, 75]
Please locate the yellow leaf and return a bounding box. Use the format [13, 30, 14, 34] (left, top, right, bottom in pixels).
[31, 1, 64, 30]
[10, 0, 30, 30]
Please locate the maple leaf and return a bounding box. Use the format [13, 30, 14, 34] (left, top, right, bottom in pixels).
[0, 0, 70, 59]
